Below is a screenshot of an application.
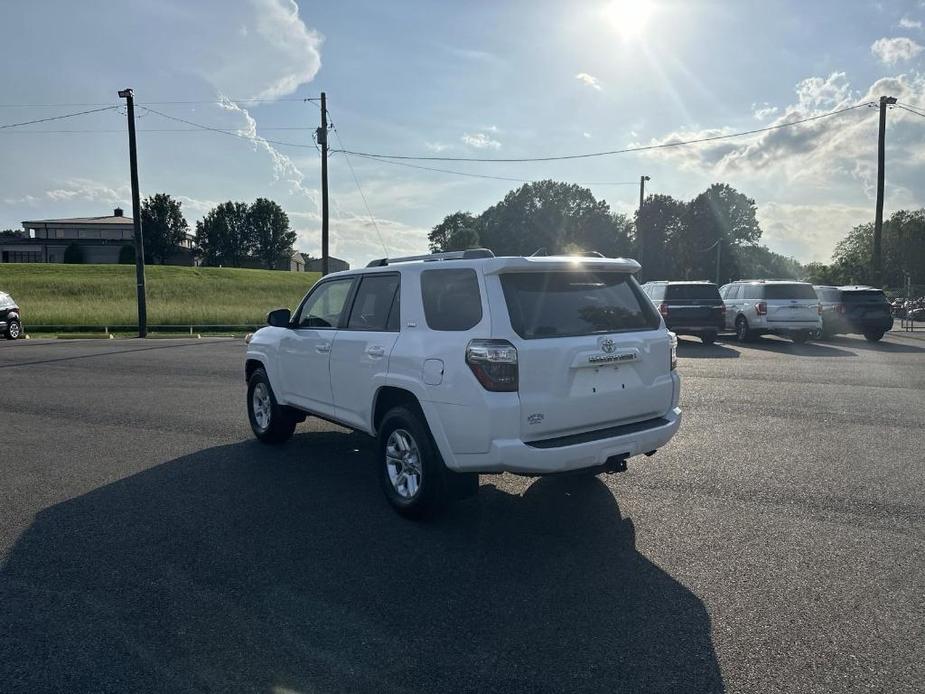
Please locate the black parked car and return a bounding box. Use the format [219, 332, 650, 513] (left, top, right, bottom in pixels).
[642, 281, 725, 344]
[0, 291, 23, 339]
[814, 285, 893, 341]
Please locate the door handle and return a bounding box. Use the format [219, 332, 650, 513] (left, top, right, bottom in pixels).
[315, 342, 331, 354]
[366, 345, 386, 358]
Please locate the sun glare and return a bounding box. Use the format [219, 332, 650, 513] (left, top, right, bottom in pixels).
[605, 0, 655, 39]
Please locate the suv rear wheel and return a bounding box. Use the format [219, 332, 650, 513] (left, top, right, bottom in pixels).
[247, 368, 297, 444]
[735, 316, 754, 343]
[5, 320, 21, 340]
[791, 331, 811, 344]
[699, 332, 717, 345]
[378, 406, 477, 518]
[864, 329, 885, 342]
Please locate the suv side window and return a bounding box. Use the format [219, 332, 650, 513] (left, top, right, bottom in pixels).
[726, 284, 741, 300]
[649, 284, 666, 301]
[293, 278, 354, 329]
[421, 268, 482, 331]
[346, 274, 400, 332]
[742, 284, 761, 300]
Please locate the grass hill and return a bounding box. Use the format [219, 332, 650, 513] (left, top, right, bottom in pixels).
[0, 264, 320, 330]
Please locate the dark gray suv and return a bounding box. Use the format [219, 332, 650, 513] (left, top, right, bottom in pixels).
[0, 291, 22, 340]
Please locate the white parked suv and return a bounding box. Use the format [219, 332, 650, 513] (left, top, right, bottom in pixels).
[720, 280, 822, 343]
[245, 250, 682, 517]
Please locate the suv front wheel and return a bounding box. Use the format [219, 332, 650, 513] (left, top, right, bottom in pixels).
[247, 368, 297, 444]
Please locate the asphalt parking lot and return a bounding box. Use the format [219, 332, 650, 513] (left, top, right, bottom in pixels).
[1, 332, 923, 693]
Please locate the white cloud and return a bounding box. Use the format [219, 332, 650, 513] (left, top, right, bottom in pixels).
[583, 132, 592, 139]
[217, 97, 318, 202]
[575, 72, 603, 91]
[870, 36, 924, 64]
[752, 102, 779, 120]
[203, 0, 323, 100]
[758, 202, 873, 262]
[899, 17, 922, 29]
[45, 179, 130, 204]
[461, 132, 501, 149]
[425, 142, 450, 152]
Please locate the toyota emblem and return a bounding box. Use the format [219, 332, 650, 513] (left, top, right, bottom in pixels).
[601, 338, 616, 353]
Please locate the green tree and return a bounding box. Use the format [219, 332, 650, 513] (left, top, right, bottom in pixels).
[476, 180, 626, 257]
[736, 245, 803, 280]
[247, 198, 297, 269]
[0, 229, 21, 238]
[428, 211, 480, 252]
[140, 193, 189, 264]
[196, 201, 251, 267]
[635, 194, 687, 281]
[802, 261, 843, 285]
[63, 242, 84, 264]
[830, 223, 873, 284]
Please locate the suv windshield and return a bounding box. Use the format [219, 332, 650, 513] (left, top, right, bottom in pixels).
[500, 271, 660, 339]
[843, 290, 888, 303]
[764, 284, 817, 300]
[666, 284, 720, 301]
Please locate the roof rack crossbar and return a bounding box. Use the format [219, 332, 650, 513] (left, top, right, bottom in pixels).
[366, 248, 494, 267]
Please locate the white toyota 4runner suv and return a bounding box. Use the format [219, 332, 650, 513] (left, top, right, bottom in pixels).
[245, 250, 682, 517]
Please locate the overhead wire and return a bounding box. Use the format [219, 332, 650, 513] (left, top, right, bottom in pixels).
[330, 102, 876, 163]
[327, 111, 389, 256]
[0, 105, 120, 130]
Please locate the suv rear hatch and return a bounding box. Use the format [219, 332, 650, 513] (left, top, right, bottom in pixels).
[498, 270, 673, 441]
[843, 289, 891, 323]
[764, 283, 819, 323]
[664, 283, 723, 327]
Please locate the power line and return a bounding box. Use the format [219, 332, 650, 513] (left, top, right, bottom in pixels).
[896, 103, 925, 119]
[0, 126, 317, 134]
[140, 106, 317, 149]
[331, 102, 875, 163]
[349, 151, 640, 185]
[0, 97, 319, 108]
[328, 117, 389, 256]
[0, 105, 120, 130]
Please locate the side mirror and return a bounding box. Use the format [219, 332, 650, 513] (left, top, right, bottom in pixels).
[267, 308, 292, 328]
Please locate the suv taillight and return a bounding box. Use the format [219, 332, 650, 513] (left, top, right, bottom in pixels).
[466, 339, 518, 392]
[659, 302, 669, 318]
[755, 302, 767, 316]
[669, 332, 678, 371]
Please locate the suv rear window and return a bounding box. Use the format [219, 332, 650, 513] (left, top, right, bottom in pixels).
[501, 271, 660, 339]
[421, 268, 482, 331]
[764, 284, 817, 300]
[665, 284, 720, 301]
[843, 290, 888, 303]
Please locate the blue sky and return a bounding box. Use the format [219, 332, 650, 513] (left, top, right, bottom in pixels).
[1, 0, 924, 268]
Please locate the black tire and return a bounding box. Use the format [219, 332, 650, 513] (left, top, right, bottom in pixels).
[247, 367, 297, 444]
[700, 332, 717, 345]
[735, 317, 753, 343]
[378, 405, 473, 519]
[864, 330, 885, 342]
[791, 331, 810, 344]
[5, 320, 21, 340]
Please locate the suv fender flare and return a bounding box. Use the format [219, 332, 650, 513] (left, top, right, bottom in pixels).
[374, 377, 458, 471]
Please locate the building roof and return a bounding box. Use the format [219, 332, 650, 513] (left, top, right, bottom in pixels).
[22, 215, 134, 226]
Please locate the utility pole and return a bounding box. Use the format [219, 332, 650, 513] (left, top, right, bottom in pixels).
[118, 88, 147, 338]
[317, 92, 329, 276]
[873, 95, 896, 287]
[715, 242, 721, 285]
[638, 175, 650, 281]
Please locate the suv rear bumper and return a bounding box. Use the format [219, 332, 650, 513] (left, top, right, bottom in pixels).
[446, 406, 682, 474]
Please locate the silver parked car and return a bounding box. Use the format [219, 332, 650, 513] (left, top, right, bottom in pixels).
[720, 280, 822, 344]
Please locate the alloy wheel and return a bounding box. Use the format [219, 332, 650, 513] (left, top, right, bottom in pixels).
[385, 428, 422, 499]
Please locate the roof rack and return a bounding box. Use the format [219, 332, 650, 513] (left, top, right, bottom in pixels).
[366, 248, 494, 267]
